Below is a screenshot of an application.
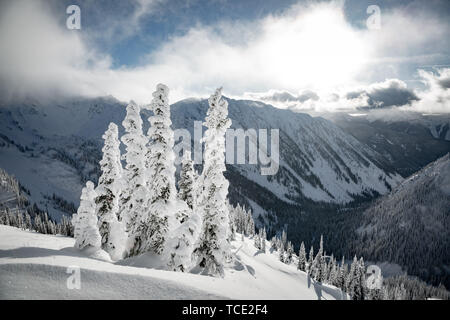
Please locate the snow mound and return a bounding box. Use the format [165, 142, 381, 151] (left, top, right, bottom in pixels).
[0, 225, 345, 300]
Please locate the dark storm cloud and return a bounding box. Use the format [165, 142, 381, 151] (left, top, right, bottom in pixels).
[347, 80, 419, 109]
[438, 78, 450, 89]
[346, 91, 363, 100]
[297, 90, 319, 102]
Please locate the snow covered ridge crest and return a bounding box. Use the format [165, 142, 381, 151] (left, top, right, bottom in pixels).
[72, 85, 262, 276]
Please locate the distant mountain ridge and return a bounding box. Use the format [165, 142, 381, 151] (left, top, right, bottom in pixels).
[324, 111, 450, 177]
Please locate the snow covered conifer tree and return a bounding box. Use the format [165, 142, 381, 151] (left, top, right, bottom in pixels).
[307, 246, 314, 273]
[25, 213, 32, 230]
[357, 257, 366, 300]
[270, 237, 277, 251]
[323, 254, 332, 283]
[328, 259, 337, 285]
[178, 151, 195, 210]
[96, 123, 127, 260]
[42, 212, 50, 234]
[193, 88, 232, 276]
[238, 205, 246, 234]
[245, 208, 255, 236]
[279, 247, 285, 263]
[167, 158, 203, 271]
[166, 198, 201, 272]
[260, 228, 266, 252]
[313, 235, 325, 281]
[286, 241, 294, 264]
[337, 256, 347, 290]
[16, 212, 24, 230]
[254, 231, 261, 249]
[72, 181, 101, 250]
[146, 83, 177, 208]
[226, 203, 236, 241]
[33, 214, 41, 232]
[120, 101, 149, 256]
[346, 255, 359, 299]
[298, 241, 306, 271]
[281, 230, 287, 250]
[141, 84, 176, 256]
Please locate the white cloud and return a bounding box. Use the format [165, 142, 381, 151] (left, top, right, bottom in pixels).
[355, 5, 450, 82]
[0, 0, 112, 101]
[410, 68, 450, 113]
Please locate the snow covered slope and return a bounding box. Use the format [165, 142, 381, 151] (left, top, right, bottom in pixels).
[0, 225, 345, 300]
[0, 96, 402, 221]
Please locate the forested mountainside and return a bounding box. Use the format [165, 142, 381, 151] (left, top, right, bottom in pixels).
[352, 154, 450, 287]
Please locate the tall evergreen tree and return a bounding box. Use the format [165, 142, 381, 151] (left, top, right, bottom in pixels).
[143, 85, 202, 272]
[120, 101, 149, 256]
[34, 214, 42, 233]
[140, 84, 178, 256]
[327, 255, 336, 284]
[357, 257, 367, 300]
[297, 241, 307, 271]
[285, 241, 294, 264]
[25, 213, 32, 230]
[260, 227, 266, 252]
[193, 88, 232, 276]
[313, 235, 325, 282]
[146, 84, 177, 210]
[254, 231, 261, 249]
[96, 123, 127, 260]
[307, 246, 314, 273]
[281, 230, 287, 250]
[337, 256, 347, 290]
[346, 255, 361, 299]
[244, 208, 255, 236]
[72, 181, 101, 250]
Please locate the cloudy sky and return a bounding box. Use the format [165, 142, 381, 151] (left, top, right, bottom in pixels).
[0, 0, 449, 113]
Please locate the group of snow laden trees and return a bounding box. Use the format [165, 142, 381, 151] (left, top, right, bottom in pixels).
[72, 85, 254, 276]
[0, 208, 73, 236]
[0, 167, 73, 236]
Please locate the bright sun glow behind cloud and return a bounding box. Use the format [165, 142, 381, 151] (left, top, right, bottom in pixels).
[255, 5, 367, 90]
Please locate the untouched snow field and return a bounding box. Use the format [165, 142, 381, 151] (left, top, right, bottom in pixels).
[0, 225, 345, 300]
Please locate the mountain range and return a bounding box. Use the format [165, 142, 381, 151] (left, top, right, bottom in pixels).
[0, 96, 403, 222]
